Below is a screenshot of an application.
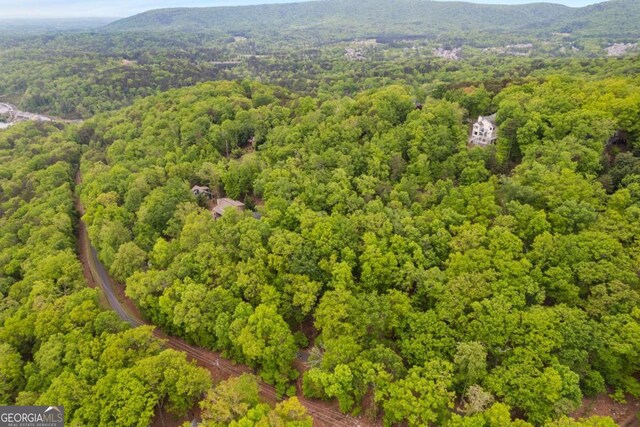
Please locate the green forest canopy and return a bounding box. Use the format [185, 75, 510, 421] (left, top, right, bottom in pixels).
[0, 122, 212, 426]
[2, 2, 639, 426]
[76, 73, 640, 425]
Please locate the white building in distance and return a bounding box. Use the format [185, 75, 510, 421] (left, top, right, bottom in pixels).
[470, 114, 498, 146]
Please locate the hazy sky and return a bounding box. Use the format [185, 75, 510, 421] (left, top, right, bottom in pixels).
[0, 0, 606, 19]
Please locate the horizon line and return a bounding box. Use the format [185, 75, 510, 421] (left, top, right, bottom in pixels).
[0, 0, 607, 20]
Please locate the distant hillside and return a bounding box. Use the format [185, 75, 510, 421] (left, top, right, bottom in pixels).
[104, 0, 574, 40]
[0, 18, 117, 35]
[556, 0, 640, 36]
[104, 0, 640, 41]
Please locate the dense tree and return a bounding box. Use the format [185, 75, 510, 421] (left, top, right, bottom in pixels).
[199, 374, 312, 427]
[75, 74, 640, 426]
[0, 122, 211, 426]
[0, 343, 24, 404]
[378, 359, 455, 426]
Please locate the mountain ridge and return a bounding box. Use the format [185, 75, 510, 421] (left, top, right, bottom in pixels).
[103, 0, 639, 40]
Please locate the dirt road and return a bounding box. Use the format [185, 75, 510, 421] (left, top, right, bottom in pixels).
[74, 175, 366, 427]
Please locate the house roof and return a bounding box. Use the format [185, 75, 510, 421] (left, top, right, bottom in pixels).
[191, 185, 210, 192]
[477, 113, 497, 127]
[212, 198, 245, 215]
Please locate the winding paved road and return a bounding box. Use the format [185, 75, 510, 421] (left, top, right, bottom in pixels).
[74, 175, 366, 427]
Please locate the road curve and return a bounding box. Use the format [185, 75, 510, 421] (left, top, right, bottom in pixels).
[74, 175, 366, 427]
[0, 102, 81, 126]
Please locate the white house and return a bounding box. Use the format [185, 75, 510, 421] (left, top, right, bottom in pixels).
[470, 114, 498, 146]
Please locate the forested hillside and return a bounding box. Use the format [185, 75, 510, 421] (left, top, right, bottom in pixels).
[0, 122, 211, 425]
[1, 0, 638, 120]
[105, 0, 640, 39]
[104, 0, 571, 40]
[558, 0, 640, 36]
[77, 74, 640, 425]
[2, 1, 640, 425]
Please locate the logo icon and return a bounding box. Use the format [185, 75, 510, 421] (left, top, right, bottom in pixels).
[0, 406, 64, 427]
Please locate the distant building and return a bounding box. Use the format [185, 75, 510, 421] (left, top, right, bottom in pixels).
[191, 185, 211, 198]
[605, 43, 637, 57]
[432, 47, 461, 60]
[212, 198, 245, 219]
[344, 47, 366, 61]
[470, 114, 498, 146]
